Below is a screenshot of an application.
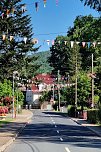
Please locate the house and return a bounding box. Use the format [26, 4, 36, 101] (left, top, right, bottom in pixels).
[26, 73, 55, 108]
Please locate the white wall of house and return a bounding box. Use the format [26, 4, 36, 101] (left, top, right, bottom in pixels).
[32, 93, 41, 105]
[26, 90, 33, 104]
[26, 90, 41, 105]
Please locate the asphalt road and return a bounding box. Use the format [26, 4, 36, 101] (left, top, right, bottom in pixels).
[5, 110, 101, 152]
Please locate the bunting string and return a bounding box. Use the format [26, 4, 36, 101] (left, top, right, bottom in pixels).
[33, 39, 101, 48]
[1, 33, 101, 47]
[0, 0, 59, 18]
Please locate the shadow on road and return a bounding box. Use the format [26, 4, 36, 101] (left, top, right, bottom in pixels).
[17, 111, 101, 150]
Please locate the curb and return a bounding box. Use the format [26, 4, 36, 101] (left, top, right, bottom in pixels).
[0, 138, 14, 152]
[0, 122, 27, 152]
[0, 112, 33, 152]
[71, 118, 101, 138]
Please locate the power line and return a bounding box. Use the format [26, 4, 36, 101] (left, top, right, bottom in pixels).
[34, 32, 67, 36]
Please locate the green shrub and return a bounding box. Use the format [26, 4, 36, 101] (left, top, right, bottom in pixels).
[68, 105, 75, 117]
[87, 109, 99, 124]
[98, 107, 101, 123]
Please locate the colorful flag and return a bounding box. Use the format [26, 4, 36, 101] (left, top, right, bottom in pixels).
[82, 42, 86, 47]
[10, 36, 13, 41]
[2, 34, 6, 40]
[56, 0, 58, 6]
[71, 41, 74, 48]
[35, 2, 39, 12]
[92, 42, 96, 47]
[24, 37, 27, 44]
[46, 40, 50, 46]
[87, 42, 90, 48]
[52, 40, 54, 45]
[43, 0, 46, 7]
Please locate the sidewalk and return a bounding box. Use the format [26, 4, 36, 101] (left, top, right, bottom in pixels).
[0, 110, 33, 152]
[72, 117, 101, 137]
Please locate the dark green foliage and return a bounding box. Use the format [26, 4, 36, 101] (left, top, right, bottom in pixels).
[67, 15, 101, 71]
[33, 51, 53, 74]
[80, 0, 101, 12]
[48, 36, 79, 77]
[87, 109, 99, 123]
[0, 0, 38, 80]
[68, 105, 76, 117]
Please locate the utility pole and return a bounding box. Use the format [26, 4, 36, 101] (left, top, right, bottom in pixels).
[12, 73, 15, 118]
[53, 84, 54, 102]
[58, 70, 60, 111]
[75, 56, 78, 117]
[91, 53, 94, 108]
[74, 43, 78, 117]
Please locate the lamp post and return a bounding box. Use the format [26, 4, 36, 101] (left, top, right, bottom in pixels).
[91, 53, 94, 108]
[58, 70, 61, 111]
[12, 71, 19, 118]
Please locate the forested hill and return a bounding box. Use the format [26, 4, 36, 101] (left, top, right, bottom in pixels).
[34, 51, 53, 74]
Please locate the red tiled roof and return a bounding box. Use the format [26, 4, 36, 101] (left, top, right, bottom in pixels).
[31, 84, 39, 91]
[33, 73, 54, 85]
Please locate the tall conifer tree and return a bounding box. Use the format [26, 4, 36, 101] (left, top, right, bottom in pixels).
[0, 0, 38, 80]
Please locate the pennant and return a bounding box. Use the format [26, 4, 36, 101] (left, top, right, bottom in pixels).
[87, 42, 90, 48]
[82, 42, 86, 47]
[22, 5, 26, 13]
[43, 0, 46, 7]
[71, 41, 74, 48]
[2, 34, 6, 40]
[52, 40, 54, 45]
[24, 37, 27, 44]
[1, 13, 4, 19]
[6, 9, 10, 18]
[56, 0, 58, 6]
[10, 36, 13, 41]
[31, 38, 38, 44]
[64, 41, 67, 45]
[92, 42, 96, 48]
[46, 40, 50, 46]
[11, 8, 15, 14]
[35, 2, 39, 12]
[76, 41, 80, 45]
[58, 40, 60, 44]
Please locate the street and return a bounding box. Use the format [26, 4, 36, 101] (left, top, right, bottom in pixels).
[5, 110, 101, 152]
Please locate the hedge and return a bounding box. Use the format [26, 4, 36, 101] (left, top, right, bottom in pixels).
[87, 109, 101, 124]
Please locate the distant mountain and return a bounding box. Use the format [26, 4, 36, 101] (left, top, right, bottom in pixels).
[34, 51, 53, 74]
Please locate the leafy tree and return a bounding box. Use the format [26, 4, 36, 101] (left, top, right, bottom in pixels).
[77, 71, 91, 110]
[0, 79, 24, 108]
[0, 0, 38, 80]
[0, 79, 12, 98]
[15, 89, 24, 106]
[49, 36, 73, 76]
[33, 51, 53, 75]
[80, 0, 101, 12]
[67, 15, 101, 72]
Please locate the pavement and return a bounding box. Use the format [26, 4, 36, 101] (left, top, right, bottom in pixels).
[0, 109, 33, 152]
[0, 110, 101, 152]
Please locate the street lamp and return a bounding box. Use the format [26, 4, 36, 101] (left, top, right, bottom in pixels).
[12, 71, 19, 118]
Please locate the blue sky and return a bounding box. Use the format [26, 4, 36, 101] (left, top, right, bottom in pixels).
[23, 0, 99, 52]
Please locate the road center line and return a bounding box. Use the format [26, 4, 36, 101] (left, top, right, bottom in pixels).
[60, 137, 63, 141]
[65, 147, 71, 152]
[57, 130, 59, 133]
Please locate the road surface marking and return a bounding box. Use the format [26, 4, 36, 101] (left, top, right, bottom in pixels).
[65, 147, 71, 152]
[60, 137, 63, 141]
[57, 130, 59, 133]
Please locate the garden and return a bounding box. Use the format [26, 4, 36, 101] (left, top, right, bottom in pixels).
[0, 79, 24, 118]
